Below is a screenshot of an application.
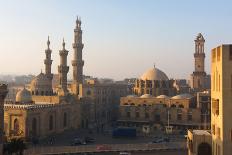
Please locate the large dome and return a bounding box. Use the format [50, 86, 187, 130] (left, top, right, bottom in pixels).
[16, 88, 32, 103]
[140, 66, 169, 81]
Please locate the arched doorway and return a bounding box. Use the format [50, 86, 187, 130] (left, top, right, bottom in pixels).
[13, 119, 19, 135]
[198, 142, 211, 155]
[32, 118, 37, 136]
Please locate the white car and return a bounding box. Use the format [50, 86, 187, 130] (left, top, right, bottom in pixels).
[119, 152, 131, 155]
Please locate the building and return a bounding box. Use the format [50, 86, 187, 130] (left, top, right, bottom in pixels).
[211, 45, 232, 155]
[3, 18, 86, 140]
[187, 130, 212, 155]
[190, 33, 210, 91]
[187, 44, 232, 155]
[0, 84, 8, 155]
[78, 78, 128, 131]
[133, 65, 176, 97]
[118, 93, 210, 134]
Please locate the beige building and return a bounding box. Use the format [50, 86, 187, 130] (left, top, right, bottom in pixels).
[187, 130, 212, 155]
[118, 93, 209, 133]
[133, 66, 176, 97]
[211, 45, 232, 155]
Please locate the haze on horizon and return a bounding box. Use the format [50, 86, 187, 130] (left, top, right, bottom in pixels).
[0, 0, 232, 80]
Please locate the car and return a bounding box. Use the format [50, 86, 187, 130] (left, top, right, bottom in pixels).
[119, 152, 131, 155]
[70, 138, 86, 146]
[84, 136, 95, 143]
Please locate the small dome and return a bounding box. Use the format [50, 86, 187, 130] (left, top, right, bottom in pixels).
[171, 93, 192, 100]
[140, 66, 169, 81]
[156, 95, 170, 99]
[16, 88, 32, 103]
[140, 94, 153, 98]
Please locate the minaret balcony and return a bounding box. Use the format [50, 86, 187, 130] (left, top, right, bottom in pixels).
[44, 59, 52, 65]
[194, 53, 205, 57]
[58, 66, 69, 73]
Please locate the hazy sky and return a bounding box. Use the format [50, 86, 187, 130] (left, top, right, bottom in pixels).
[0, 0, 232, 80]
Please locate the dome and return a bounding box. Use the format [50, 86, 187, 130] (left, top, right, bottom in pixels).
[156, 95, 170, 99]
[16, 88, 32, 103]
[30, 72, 50, 87]
[140, 66, 169, 81]
[30, 72, 53, 96]
[171, 93, 192, 100]
[140, 94, 153, 98]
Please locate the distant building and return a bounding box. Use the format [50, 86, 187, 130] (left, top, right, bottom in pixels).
[190, 33, 210, 91]
[173, 79, 190, 94]
[133, 65, 177, 97]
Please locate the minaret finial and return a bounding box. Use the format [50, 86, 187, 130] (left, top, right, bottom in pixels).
[62, 38, 65, 49]
[47, 36, 50, 49]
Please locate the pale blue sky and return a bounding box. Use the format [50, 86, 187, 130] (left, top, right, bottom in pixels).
[0, 0, 232, 80]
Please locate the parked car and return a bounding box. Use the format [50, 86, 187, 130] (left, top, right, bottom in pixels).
[84, 136, 95, 143]
[70, 138, 86, 146]
[119, 152, 131, 155]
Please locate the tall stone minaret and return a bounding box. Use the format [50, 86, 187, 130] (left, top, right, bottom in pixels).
[0, 84, 8, 155]
[44, 36, 53, 80]
[72, 16, 84, 95]
[58, 39, 69, 95]
[191, 33, 206, 90]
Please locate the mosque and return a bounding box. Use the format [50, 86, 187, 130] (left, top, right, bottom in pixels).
[3, 17, 86, 140]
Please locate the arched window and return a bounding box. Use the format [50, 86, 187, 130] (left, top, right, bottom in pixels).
[178, 104, 184, 108]
[41, 91, 44, 96]
[13, 119, 19, 134]
[32, 91, 34, 95]
[32, 118, 37, 136]
[63, 113, 67, 128]
[171, 104, 176, 108]
[49, 115, 53, 130]
[35, 90, 38, 95]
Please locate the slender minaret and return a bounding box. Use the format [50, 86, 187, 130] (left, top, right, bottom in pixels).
[44, 36, 53, 80]
[72, 16, 84, 95]
[190, 33, 206, 90]
[58, 39, 69, 95]
[0, 84, 8, 154]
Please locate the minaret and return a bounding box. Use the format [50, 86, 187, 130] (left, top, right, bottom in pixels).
[44, 36, 53, 80]
[191, 33, 206, 90]
[72, 16, 84, 95]
[58, 39, 69, 95]
[0, 84, 8, 154]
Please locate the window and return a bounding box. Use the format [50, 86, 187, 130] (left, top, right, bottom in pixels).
[126, 112, 131, 118]
[63, 112, 67, 127]
[212, 99, 219, 115]
[178, 104, 184, 108]
[188, 114, 192, 121]
[217, 47, 220, 61]
[145, 113, 149, 119]
[49, 115, 53, 130]
[212, 49, 216, 62]
[212, 124, 215, 135]
[13, 119, 19, 134]
[177, 113, 182, 121]
[155, 114, 160, 122]
[32, 118, 37, 136]
[136, 112, 140, 118]
[230, 45, 232, 60]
